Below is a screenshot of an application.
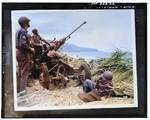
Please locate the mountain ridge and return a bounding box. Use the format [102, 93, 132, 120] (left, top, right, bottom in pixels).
[46, 40, 99, 52]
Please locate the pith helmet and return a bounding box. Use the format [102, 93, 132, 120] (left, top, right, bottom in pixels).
[18, 16, 30, 26]
[102, 71, 113, 81]
[32, 29, 38, 34]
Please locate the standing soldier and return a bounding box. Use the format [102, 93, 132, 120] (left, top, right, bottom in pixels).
[16, 16, 35, 93]
[27, 34, 32, 46]
[31, 29, 43, 59]
[27, 34, 34, 77]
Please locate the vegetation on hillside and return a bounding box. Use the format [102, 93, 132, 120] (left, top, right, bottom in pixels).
[89, 49, 133, 80]
[89, 49, 134, 97]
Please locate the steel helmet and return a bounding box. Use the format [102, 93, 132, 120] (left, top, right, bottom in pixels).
[50, 43, 56, 50]
[18, 16, 30, 26]
[102, 71, 113, 81]
[32, 29, 38, 34]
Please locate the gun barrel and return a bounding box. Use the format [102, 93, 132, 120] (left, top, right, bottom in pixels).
[37, 34, 50, 45]
[41, 39, 50, 45]
[66, 21, 86, 38]
[42, 21, 86, 52]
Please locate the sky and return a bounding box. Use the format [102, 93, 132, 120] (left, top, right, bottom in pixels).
[12, 9, 135, 52]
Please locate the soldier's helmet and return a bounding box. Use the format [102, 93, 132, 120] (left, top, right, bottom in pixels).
[18, 16, 30, 26]
[50, 43, 56, 50]
[102, 71, 113, 81]
[32, 29, 38, 34]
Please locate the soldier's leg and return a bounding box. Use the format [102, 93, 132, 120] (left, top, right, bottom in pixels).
[16, 50, 21, 93]
[17, 61, 21, 93]
[20, 53, 30, 93]
[83, 79, 96, 93]
[17, 50, 30, 93]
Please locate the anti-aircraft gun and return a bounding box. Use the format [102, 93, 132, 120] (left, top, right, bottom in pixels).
[29, 21, 91, 90]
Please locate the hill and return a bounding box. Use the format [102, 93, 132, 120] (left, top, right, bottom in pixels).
[59, 42, 99, 52]
[46, 40, 99, 52]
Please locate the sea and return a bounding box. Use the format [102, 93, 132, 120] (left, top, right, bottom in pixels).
[63, 52, 111, 60]
[63, 51, 132, 61]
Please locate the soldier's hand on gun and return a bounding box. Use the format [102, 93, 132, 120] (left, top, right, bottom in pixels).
[30, 47, 35, 55]
[39, 44, 42, 46]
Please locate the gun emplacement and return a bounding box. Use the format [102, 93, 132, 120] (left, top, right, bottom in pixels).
[29, 21, 91, 90]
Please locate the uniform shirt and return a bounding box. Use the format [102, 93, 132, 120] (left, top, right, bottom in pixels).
[16, 28, 30, 50]
[31, 35, 41, 45]
[96, 80, 113, 96]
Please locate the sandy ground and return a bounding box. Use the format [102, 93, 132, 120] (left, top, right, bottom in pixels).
[5, 79, 134, 118]
[21, 80, 134, 107]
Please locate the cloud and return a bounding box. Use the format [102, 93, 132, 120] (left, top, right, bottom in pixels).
[12, 10, 135, 52]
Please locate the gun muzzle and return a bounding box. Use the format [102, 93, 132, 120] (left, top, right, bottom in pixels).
[83, 21, 86, 24]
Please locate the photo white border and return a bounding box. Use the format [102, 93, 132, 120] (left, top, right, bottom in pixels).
[11, 9, 138, 111]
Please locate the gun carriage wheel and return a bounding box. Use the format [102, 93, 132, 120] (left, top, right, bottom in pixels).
[78, 64, 91, 81]
[39, 64, 50, 89]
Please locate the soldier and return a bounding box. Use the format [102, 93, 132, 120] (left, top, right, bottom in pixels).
[27, 34, 34, 76]
[27, 34, 32, 46]
[16, 16, 35, 93]
[31, 29, 43, 59]
[78, 71, 114, 102]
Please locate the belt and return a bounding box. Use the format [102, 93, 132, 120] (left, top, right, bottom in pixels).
[16, 47, 30, 52]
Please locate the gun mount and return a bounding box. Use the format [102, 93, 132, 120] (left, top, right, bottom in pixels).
[29, 21, 91, 90]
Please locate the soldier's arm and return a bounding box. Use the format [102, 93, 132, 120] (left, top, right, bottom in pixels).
[31, 37, 42, 46]
[20, 31, 34, 52]
[99, 82, 113, 90]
